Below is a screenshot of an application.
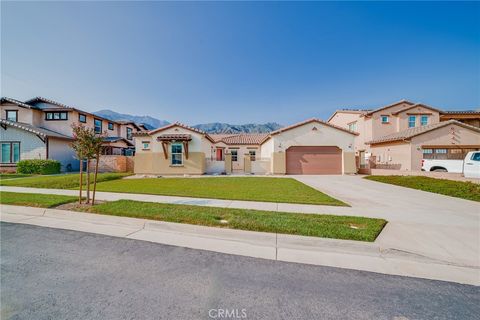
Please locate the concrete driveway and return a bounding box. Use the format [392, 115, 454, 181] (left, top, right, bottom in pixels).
[293, 175, 480, 268]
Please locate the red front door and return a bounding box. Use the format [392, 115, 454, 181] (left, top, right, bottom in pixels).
[216, 149, 224, 161]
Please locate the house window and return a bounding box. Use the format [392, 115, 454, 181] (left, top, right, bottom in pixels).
[94, 119, 102, 133]
[249, 150, 256, 161]
[78, 113, 87, 123]
[381, 116, 389, 124]
[408, 116, 416, 128]
[230, 150, 238, 162]
[421, 115, 428, 126]
[348, 121, 357, 131]
[142, 141, 150, 150]
[108, 122, 114, 131]
[126, 127, 133, 140]
[6, 110, 18, 122]
[1, 142, 20, 163]
[171, 143, 183, 165]
[45, 112, 68, 120]
[435, 149, 447, 154]
[422, 149, 433, 154]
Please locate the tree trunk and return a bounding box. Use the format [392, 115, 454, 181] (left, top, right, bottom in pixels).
[86, 158, 91, 204]
[78, 158, 83, 204]
[92, 152, 100, 205]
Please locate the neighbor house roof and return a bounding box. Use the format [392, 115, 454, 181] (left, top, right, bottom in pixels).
[147, 122, 215, 142]
[391, 103, 442, 115]
[102, 136, 134, 146]
[0, 119, 74, 140]
[1, 97, 38, 109]
[363, 99, 415, 116]
[440, 110, 480, 115]
[210, 133, 269, 145]
[269, 118, 358, 136]
[366, 120, 480, 145]
[326, 109, 369, 122]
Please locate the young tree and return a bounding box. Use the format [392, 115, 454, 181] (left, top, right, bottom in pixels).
[71, 124, 105, 204]
[71, 124, 88, 204]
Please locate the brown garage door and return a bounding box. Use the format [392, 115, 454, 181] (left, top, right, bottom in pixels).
[286, 146, 342, 175]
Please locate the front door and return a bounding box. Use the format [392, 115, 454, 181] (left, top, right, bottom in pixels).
[216, 148, 224, 161]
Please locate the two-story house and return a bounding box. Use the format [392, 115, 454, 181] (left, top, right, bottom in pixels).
[0, 97, 147, 172]
[328, 100, 480, 171]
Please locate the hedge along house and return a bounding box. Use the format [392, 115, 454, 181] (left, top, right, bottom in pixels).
[133, 119, 358, 175]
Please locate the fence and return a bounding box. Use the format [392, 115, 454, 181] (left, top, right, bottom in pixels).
[89, 155, 134, 173]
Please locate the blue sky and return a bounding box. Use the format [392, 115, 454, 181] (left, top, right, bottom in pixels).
[1, 1, 479, 125]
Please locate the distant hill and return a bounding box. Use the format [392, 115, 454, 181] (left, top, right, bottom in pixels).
[94, 109, 282, 133]
[193, 122, 282, 134]
[93, 109, 169, 130]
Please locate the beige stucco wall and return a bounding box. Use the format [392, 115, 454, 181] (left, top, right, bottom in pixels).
[244, 156, 251, 174]
[134, 152, 205, 175]
[396, 106, 440, 132]
[369, 142, 412, 171]
[369, 101, 413, 138]
[270, 121, 355, 153]
[272, 152, 286, 174]
[343, 152, 356, 174]
[133, 125, 214, 175]
[328, 112, 368, 154]
[410, 123, 480, 171]
[1, 103, 35, 124]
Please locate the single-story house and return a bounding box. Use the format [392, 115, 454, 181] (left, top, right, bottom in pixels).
[367, 120, 480, 171]
[133, 118, 358, 175]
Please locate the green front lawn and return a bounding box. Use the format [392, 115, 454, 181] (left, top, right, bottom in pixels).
[0, 192, 385, 241]
[0, 172, 131, 189]
[92, 177, 347, 206]
[84, 200, 384, 241]
[0, 174, 34, 180]
[0, 191, 77, 208]
[364, 176, 480, 202]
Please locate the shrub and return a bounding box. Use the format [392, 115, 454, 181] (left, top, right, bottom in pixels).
[16, 159, 61, 175]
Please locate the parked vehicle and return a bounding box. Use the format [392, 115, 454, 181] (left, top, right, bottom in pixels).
[463, 151, 480, 178]
[422, 151, 480, 178]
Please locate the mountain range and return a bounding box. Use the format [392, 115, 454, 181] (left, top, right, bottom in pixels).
[93, 109, 282, 134]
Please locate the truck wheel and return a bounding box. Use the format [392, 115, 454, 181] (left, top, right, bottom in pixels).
[432, 168, 447, 172]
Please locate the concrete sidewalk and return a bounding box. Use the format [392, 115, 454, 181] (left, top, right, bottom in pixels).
[1, 204, 478, 285]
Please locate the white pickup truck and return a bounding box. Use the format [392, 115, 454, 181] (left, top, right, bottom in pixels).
[422, 151, 480, 178]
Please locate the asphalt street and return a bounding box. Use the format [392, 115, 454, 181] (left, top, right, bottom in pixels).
[1, 222, 478, 320]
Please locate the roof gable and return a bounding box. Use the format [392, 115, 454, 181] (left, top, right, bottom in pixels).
[364, 100, 415, 116]
[269, 118, 358, 137]
[1, 97, 37, 109]
[148, 122, 215, 142]
[367, 120, 480, 145]
[392, 103, 442, 115]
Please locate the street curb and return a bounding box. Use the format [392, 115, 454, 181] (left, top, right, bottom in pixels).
[1, 204, 478, 286]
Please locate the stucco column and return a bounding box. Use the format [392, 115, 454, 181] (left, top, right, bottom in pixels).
[244, 155, 251, 174]
[225, 154, 232, 174]
[272, 152, 286, 175]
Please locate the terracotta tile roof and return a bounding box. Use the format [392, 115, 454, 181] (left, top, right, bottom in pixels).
[0, 119, 74, 140]
[441, 110, 480, 115]
[326, 109, 369, 122]
[24, 96, 74, 110]
[157, 134, 192, 141]
[210, 133, 269, 145]
[366, 120, 480, 144]
[391, 103, 442, 115]
[364, 99, 415, 116]
[268, 118, 358, 137]
[148, 122, 215, 142]
[102, 136, 134, 146]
